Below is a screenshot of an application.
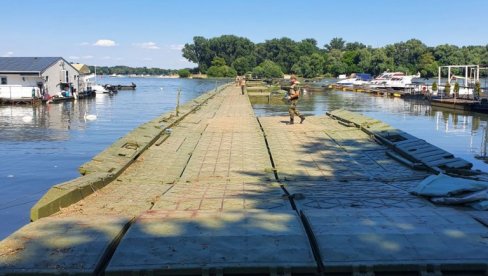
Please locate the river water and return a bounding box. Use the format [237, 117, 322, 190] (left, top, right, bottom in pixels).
[252, 81, 488, 172]
[1, 77, 487, 240]
[0, 77, 226, 239]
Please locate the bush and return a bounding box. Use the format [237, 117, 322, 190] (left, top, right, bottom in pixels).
[444, 82, 451, 96]
[475, 81, 481, 98]
[431, 82, 437, 91]
[453, 82, 459, 97]
[207, 65, 237, 77]
[252, 60, 283, 78]
[177, 69, 191, 78]
[232, 56, 256, 75]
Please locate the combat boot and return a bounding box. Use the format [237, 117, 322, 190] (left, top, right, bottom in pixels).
[289, 119, 294, 125]
[299, 115, 305, 124]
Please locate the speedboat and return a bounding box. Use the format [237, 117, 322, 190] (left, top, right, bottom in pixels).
[82, 74, 110, 94]
[336, 73, 372, 86]
[90, 84, 110, 94]
[369, 72, 420, 89]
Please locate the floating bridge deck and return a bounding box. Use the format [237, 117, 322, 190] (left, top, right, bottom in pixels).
[1, 85, 488, 275]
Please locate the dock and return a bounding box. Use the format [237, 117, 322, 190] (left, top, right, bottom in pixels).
[329, 84, 426, 98]
[1, 84, 488, 275]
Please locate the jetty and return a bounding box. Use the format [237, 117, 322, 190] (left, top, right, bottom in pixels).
[1, 84, 488, 275]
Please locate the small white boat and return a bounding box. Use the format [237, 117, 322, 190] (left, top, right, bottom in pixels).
[90, 84, 109, 94]
[336, 73, 372, 86]
[369, 72, 420, 89]
[82, 73, 110, 94]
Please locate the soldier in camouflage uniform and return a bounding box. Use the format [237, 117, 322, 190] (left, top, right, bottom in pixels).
[288, 76, 305, 124]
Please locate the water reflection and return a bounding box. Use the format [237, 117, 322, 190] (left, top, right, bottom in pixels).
[0, 77, 227, 240]
[252, 90, 488, 171]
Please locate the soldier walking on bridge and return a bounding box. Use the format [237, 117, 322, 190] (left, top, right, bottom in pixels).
[287, 75, 305, 124]
[239, 76, 246, 95]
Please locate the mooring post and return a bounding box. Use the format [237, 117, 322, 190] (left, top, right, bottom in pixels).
[176, 88, 181, 117]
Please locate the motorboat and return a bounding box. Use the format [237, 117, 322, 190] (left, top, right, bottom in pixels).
[369, 72, 420, 89]
[81, 73, 110, 94]
[336, 73, 372, 86]
[91, 84, 110, 94]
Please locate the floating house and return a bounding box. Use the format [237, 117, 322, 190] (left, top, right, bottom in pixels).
[72, 63, 92, 92]
[0, 57, 81, 102]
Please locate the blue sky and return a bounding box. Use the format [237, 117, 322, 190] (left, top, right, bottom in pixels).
[1, 0, 487, 69]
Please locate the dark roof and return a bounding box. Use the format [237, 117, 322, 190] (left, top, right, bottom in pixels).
[0, 57, 63, 73]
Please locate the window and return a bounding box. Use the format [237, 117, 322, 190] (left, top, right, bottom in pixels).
[0, 77, 6, 85]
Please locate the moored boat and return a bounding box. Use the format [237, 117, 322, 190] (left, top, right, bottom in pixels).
[369, 72, 420, 90]
[336, 73, 372, 86]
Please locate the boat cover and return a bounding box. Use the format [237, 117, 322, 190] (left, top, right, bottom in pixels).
[411, 174, 488, 210]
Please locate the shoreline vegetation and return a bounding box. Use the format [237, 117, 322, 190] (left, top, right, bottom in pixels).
[86, 35, 488, 79]
[182, 35, 488, 79]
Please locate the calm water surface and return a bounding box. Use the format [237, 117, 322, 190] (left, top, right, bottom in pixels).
[1, 77, 488, 239]
[252, 81, 488, 173]
[0, 77, 226, 239]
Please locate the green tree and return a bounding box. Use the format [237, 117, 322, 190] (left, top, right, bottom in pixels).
[418, 52, 438, 78]
[342, 50, 360, 73]
[357, 48, 373, 73]
[206, 57, 237, 77]
[232, 56, 256, 75]
[291, 53, 325, 78]
[211, 57, 226, 67]
[207, 65, 237, 77]
[325, 37, 346, 52]
[385, 39, 427, 73]
[433, 44, 464, 66]
[182, 36, 212, 72]
[177, 69, 191, 78]
[297, 38, 320, 56]
[369, 48, 394, 75]
[345, 42, 367, 51]
[252, 60, 283, 78]
[255, 37, 300, 73]
[325, 49, 347, 76]
[182, 35, 255, 73]
[181, 35, 488, 81]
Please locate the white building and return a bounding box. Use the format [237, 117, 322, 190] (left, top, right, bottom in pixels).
[0, 57, 81, 101]
[72, 63, 92, 92]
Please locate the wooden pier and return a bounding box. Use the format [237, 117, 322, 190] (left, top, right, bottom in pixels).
[1, 84, 488, 275]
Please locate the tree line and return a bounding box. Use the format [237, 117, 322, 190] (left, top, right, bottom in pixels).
[87, 65, 185, 76]
[182, 35, 488, 78]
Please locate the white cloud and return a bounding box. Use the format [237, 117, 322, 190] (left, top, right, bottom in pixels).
[80, 42, 90, 46]
[82, 55, 94, 59]
[69, 56, 80, 60]
[133, 42, 160, 49]
[170, 44, 184, 51]
[2, 51, 13, 57]
[93, 39, 117, 47]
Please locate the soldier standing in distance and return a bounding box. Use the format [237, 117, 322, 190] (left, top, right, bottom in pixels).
[239, 77, 246, 95]
[288, 75, 305, 124]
